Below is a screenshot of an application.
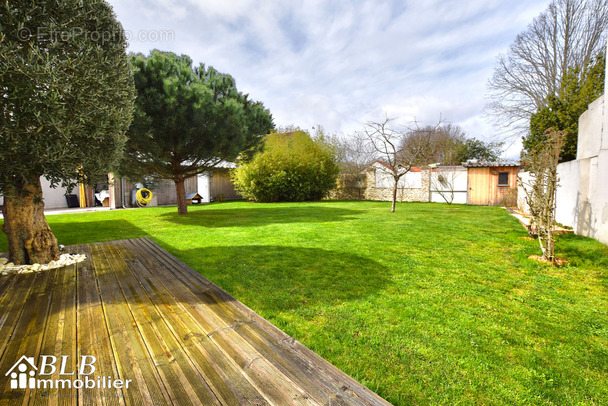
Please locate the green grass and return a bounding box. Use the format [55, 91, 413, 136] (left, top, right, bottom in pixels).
[1, 201, 607, 405]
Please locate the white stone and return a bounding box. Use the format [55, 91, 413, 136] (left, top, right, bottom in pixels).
[0, 252, 87, 276]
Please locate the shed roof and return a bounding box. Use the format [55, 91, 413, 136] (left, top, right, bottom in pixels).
[462, 160, 520, 168]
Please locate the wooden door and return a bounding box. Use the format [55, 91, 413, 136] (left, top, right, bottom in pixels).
[467, 167, 490, 205]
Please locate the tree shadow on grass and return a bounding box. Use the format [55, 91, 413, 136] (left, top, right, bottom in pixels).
[174, 245, 391, 313]
[49, 220, 148, 247]
[0, 219, 147, 253]
[159, 206, 364, 228]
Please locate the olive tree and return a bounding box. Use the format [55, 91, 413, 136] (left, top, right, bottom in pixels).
[0, 0, 135, 264]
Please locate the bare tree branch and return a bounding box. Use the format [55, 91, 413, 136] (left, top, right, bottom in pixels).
[487, 0, 608, 137]
[362, 114, 444, 212]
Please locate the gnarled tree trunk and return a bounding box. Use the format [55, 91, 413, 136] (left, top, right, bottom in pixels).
[1, 176, 59, 265]
[174, 174, 188, 215]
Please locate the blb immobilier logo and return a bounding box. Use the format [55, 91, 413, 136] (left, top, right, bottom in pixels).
[5, 355, 131, 390]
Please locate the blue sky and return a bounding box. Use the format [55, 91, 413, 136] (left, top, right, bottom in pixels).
[107, 0, 550, 158]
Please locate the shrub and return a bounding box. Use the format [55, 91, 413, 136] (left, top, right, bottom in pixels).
[232, 131, 340, 202]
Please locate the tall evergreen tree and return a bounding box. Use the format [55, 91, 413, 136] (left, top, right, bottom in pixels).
[526, 54, 605, 161]
[123, 51, 274, 214]
[0, 0, 135, 264]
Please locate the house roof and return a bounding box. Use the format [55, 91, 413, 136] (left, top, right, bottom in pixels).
[186, 193, 202, 200]
[462, 160, 520, 168]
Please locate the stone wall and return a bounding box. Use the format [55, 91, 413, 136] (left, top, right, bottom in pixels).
[363, 167, 430, 202]
[327, 173, 367, 200]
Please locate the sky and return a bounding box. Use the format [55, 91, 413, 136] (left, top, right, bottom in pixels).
[107, 0, 550, 158]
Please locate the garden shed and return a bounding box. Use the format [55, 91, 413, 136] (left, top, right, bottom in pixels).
[464, 160, 520, 206]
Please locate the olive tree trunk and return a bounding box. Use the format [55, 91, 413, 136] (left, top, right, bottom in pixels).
[1, 177, 59, 265]
[174, 175, 188, 215]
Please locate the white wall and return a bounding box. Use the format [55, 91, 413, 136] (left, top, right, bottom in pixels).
[197, 173, 211, 203]
[430, 168, 468, 204]
[552, 91, 608, 245]
[595, 149, 608, 243]
[1, 178, 75, 209]
[578, 97, 604, 160]
[555, 161, 579, 228]
[375, 168, 422, 189]
[41, 177, 73, 209]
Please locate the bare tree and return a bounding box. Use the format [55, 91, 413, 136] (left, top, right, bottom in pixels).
[402, 123, 466, 165]
[519, 129, 566, 264]
[363, 115, 442, 212]
[487, 0, 608, 135]
[336, 132, 376, 199]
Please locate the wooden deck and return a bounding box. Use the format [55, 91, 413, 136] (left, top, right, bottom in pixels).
[0, 238, 390, 405]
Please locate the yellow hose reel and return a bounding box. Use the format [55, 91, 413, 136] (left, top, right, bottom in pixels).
[136, 188, 153, 206]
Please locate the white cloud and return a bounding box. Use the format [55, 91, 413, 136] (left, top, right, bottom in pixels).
[108, 0, 550, 156]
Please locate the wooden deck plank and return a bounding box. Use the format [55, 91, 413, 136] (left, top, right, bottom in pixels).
[88, 242, 171, 406]
[0, 239, 392, 406]
[120, 239, 319, 406]
[101, 242, 220, 406]
[0, 268, 57, 406]
[0, 273, 18, 301]
[0, 275, 36, 364]
[31, 256, 78, 406]
[75, 245, 123, 406]
[135, 238, 388, 406]
[115, 239, 270, 406]
[0, 272, 39, 405]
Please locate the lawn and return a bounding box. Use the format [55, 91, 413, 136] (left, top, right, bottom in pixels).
[1, 201, 607, 405]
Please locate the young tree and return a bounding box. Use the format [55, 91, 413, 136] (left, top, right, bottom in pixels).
[526, 54, 605, 161]
[0, 0, 135, 264]
[487, 0, 608, 135]
[520, 129, 566, 264]
[363, 115, 442, 212]
[335, 132, 376, 199]
[123, 51, 274, 214]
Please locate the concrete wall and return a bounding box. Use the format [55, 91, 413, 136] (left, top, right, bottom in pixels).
[554, 160, 579, 228]
[0, 177, 85, 210]
[553, 92, 608, 244]
[39, 178, 72, 209]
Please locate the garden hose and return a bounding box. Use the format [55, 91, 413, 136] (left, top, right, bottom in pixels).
[136, 188, 153, 206]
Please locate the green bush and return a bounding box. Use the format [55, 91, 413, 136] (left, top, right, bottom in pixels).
[232, 131, 340, 202]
